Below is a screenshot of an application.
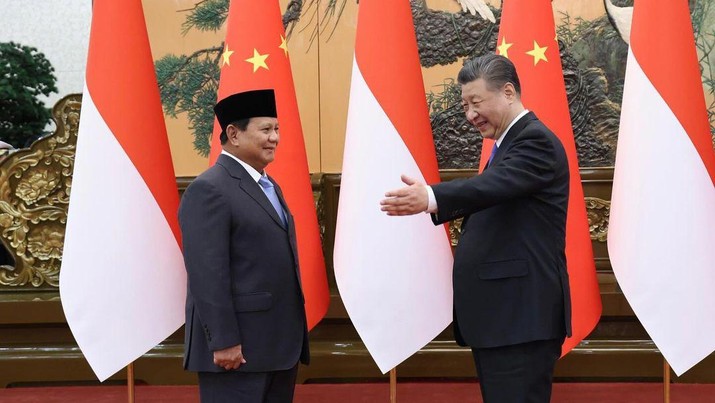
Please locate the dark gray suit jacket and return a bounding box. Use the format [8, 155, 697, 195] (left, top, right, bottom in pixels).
[432, 112, 572, 349]
[179, 154, 309, 373]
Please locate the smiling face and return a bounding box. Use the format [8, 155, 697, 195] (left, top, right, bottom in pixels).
[460, 78, 517, 142]
[226, 117, 280, 172]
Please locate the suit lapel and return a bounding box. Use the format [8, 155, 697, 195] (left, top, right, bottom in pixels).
[272, 178, 302, 285]
[217, 155, 287, 231]
[272, 177, 293, 230]
[486, 111, 536, 168]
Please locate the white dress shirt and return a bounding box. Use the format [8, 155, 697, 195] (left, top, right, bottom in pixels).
[221, 150, 263, 182]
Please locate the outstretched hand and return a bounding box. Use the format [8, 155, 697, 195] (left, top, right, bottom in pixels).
[380, 175, 429, 216]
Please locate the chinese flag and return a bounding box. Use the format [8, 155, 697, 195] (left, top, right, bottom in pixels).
[482, 0, 602, 355]
[208, 0, 329, 330]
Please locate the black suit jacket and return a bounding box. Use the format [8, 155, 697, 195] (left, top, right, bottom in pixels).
[432, 112, 572, 349]
[178, 154, 309, 372]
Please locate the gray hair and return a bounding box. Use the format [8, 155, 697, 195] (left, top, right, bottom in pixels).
[457, 54, 521, 95]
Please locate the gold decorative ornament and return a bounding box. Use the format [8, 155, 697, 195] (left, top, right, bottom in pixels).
[0, 94, 81, 289]
[585, 196, 610, 243]
[449, 217, 463, 247]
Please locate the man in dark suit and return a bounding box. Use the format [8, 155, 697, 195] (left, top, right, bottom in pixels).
[179, 89, 309, 403]
[380, 54, 571, 403]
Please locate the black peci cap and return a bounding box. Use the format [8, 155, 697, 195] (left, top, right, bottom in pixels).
[214, 89, 277, 137]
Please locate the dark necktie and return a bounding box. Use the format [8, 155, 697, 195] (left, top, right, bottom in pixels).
[258, 176, 286, 226]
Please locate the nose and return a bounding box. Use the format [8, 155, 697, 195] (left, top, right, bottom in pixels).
[268, 129, 279, 143]
[465, 107, 479, 122]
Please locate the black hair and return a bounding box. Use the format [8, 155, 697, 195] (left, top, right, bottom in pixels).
[457, 54, 521, 95]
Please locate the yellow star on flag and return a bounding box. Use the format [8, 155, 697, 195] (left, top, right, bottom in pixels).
[497, 37, 513, 59]
[245, 48, 269, 72]
[526, 40, 548, 65]
[220, 45, 234, 67]
[279, 35, 289, 57]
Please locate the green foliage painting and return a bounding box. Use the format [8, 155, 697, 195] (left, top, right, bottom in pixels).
[155, 0, 227, 157]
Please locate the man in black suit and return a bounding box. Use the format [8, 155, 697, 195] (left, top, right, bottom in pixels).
[179, 89, 308, 403]
[381, 54, 571, 403]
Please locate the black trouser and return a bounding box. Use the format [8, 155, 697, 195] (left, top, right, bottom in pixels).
[198, 365, 299, 403]
[471, 337, 564, 403]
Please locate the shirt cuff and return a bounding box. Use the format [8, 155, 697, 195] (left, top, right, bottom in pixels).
[425, 185, 438, 213]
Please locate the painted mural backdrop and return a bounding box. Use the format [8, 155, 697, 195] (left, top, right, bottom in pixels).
[154, 0, 715, 172]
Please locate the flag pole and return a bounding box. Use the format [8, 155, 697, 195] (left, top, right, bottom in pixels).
[127, 362, 135, 403]
[389, 367, 397, 403]
[663, 358, 670, 403]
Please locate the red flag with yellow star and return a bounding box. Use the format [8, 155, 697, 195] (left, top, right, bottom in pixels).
[208, 0, 329, 330]
[483, 0, 602, 356]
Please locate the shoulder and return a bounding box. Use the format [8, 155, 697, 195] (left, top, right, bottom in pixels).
[183, 165, 229, 200]
[521, 117, 553, 139]
[500, 119, 568, 176]
[191, 164, 230, 185]
[517, 118, 566, 155]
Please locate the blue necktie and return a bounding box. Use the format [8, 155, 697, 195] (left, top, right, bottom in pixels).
[258, 176, 286, 226]
[487, 145, 498, 167]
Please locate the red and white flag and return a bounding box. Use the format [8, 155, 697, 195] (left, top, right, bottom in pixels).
[208, 0, 329, 329]
[60, 0, 186, 381]
[609, 0, 715, 376]
[488, 0, 602, 356]
[334, 0, 453, 373]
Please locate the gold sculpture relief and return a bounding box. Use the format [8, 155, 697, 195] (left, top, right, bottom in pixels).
[0, 94, 81, 288]
[449, 217, 463, 247]
[585, 196, 610, 243]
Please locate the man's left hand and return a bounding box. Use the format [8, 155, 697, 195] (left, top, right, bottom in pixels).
[380, 175, 428, 216]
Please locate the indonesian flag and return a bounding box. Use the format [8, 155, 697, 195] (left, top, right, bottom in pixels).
[334, 0, 454, 373]
[608, 0, 715, 376]
[490, 0, 602, 356]
[207, 0, 329, 330]
[60, 0, 186, 381]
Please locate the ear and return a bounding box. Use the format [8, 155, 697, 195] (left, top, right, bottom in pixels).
[503, 82, 516, 100]
[226, 125, 241, 146]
